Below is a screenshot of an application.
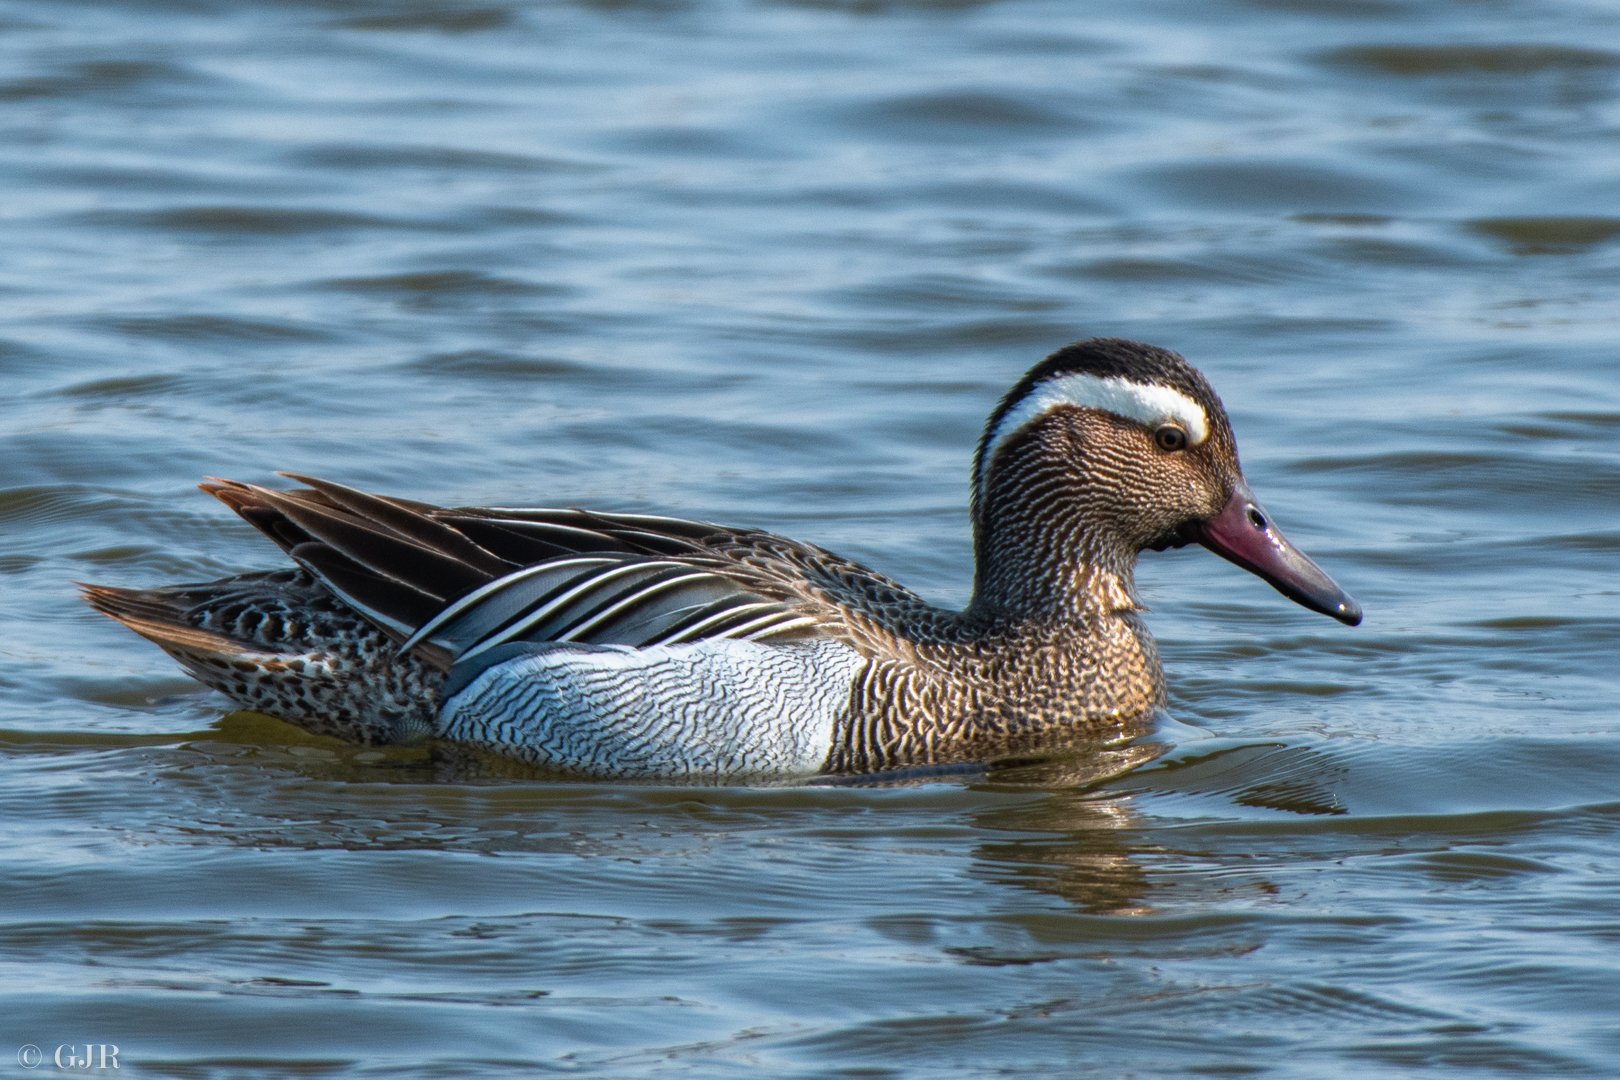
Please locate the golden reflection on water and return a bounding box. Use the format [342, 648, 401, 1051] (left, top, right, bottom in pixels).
[971, 790, 1154, 916]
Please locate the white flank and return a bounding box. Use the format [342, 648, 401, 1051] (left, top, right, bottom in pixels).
[438, 638, 864, 780]
[979, 374, 1209, 489]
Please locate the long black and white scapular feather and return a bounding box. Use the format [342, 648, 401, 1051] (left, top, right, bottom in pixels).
[219, 473, 831, 665]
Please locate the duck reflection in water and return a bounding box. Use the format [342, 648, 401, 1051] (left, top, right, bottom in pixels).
[966, 791, 1154, 919]
[961, 738, 1359, 919]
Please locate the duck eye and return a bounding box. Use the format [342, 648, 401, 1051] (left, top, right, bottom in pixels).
[1154, 425, 1188, 452]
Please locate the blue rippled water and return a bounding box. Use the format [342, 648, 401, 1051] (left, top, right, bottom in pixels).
[3, 0, 1619, 1076]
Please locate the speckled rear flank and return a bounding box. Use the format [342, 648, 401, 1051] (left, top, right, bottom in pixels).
[83, 569, 443, 745]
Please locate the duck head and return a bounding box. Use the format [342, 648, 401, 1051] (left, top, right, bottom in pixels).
[970, 338, 1361, 626]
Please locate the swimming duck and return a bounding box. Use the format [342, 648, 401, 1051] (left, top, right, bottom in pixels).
[85, 339, 1360, 781]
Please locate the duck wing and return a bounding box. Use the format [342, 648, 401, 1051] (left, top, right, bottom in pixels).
[203, 475, 942, 672]
[445, 503, 955, 653]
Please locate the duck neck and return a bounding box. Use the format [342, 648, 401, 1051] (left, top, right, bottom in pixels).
[967, 464, 1142, 625]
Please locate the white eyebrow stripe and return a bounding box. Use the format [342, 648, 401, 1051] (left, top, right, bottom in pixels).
[993, 375, 1211, 449]
[979, 374, 1210, 488]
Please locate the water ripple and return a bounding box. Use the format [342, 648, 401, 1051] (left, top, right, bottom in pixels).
[3, 0, 1618, 1075]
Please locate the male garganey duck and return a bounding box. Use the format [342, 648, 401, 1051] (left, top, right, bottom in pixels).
[85, 339, 1360, 781]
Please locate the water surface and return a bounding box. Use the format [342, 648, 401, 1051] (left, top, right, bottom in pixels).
[3, 0, 1619, 1075]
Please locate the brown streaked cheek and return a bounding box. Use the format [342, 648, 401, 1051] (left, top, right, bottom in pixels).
[1190, 467, 1228, 518]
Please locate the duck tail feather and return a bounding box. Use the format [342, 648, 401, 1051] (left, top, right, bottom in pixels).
[79, 582, 185, 625]
[79, 583, 290, 662]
